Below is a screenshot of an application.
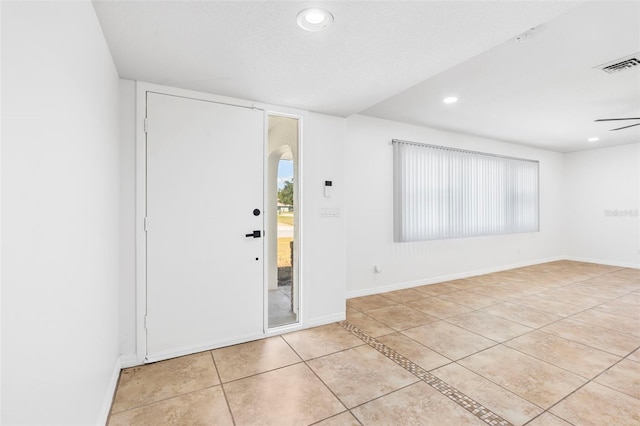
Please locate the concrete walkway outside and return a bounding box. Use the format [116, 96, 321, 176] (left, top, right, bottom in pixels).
[277, 223, 294, 238]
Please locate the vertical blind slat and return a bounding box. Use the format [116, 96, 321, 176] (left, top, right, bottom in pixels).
[393, 140, 539, 242]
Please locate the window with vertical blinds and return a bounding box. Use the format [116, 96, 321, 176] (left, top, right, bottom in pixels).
[393, 139, 539, 242]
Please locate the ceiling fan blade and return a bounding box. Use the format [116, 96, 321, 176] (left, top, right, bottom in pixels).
[595, 117, 640, 122]
[610, 123, 640, 131]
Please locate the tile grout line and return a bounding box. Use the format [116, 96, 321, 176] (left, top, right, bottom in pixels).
[209, 351, 237, 426]
[108, 383, 224, 417]
[345, 381, 426, 422]
[346, 265, 637, 426]
[584, 346, 640, 400]
[422, 270, 638, 356]
[278, 334, 355, 419]
[307, 410, 363, 426]
[339, 320, 514, 426]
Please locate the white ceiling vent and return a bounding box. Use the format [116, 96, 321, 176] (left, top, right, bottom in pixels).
[596, 53, 640, 74]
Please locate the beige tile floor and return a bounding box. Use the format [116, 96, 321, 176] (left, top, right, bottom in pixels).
[108, 261, 640, 425]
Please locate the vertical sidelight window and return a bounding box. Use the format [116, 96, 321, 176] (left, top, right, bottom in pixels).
[267, 114, 300, 328]
[393, 139, 539, 242]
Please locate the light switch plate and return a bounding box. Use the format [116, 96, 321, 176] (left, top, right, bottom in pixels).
[320, 207, 340, 217]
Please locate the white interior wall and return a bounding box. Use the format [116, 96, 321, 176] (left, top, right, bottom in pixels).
[117, 86, 347, 361]
[564, 143, 640, 267]
[1, 1, 121, 425]
[1, 1, 636, 421]
[300, 113, 347, 323]
[344, 114, 567, 296]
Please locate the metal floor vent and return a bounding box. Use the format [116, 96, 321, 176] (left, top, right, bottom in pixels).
[596, 53, 640, 74]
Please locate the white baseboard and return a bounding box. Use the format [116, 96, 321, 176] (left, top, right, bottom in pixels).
[145, 331, 266, 364]
[264, 322, 305, 338]
[119, 354, 140, 368]
[97, 357, 121, 426]
[119, 313, 346, 368]
[304, 312, 346, 327]
[264, 312, 346, 338]
[564, 256, 640, 269]
[346, 256, 565, 299]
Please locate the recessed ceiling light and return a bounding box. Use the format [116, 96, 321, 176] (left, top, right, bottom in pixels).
[297, 8, 334, 32]
[588, 137, 599, 142]
[443, 96, 458, 104]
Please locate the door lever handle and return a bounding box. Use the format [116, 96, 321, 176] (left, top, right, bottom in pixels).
[245, 230, 261, 238]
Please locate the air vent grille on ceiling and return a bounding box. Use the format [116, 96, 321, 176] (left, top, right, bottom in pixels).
[596, 53, 640, 74]
[602, 58, 640, 74]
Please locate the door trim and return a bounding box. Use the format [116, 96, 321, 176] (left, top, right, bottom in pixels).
[264, 111, 304, 331]
[134, 82, 311, 364]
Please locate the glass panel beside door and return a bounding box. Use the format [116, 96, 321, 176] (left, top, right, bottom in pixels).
[267, 115, 299, 328]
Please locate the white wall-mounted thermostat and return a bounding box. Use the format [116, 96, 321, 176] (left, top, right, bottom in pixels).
[324, 180, 333, 198]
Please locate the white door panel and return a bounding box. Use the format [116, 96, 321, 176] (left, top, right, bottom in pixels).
[146, 92, 264, 360]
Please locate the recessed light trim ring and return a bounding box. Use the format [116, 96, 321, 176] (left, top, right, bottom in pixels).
[297, 8, 334, 32]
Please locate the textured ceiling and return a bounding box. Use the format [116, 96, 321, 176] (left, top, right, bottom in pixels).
[93, 1, 640, 152]
[93, 1, 576, 116]
[362, 1, 640, 152]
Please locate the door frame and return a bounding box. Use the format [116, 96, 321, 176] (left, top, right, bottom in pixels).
[264, 111, 304, 333]
[134, 82, 307, 364]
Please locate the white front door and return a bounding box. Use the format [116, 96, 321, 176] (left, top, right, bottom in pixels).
[146, 92, 264, 361]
